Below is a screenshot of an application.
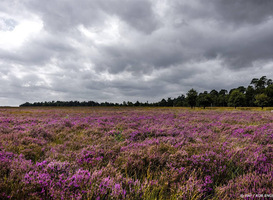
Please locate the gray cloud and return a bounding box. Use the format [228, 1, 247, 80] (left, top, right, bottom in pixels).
[171, 0, 273, 26]
[26, 0, 159, 34]
[1, 0, 273, 106]
[211, 0, 273, 25]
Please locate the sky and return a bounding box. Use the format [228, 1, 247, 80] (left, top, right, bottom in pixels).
[1, 0, 273, 106]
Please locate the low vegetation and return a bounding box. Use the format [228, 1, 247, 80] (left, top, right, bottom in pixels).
[0, 107, 272, 199]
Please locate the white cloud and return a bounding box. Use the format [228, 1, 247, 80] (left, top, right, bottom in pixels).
[0, 17, 43, 50]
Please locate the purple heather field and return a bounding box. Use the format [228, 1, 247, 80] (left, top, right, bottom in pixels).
[0, 107, 272, 199]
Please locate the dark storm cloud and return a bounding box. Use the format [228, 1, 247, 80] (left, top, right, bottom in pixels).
[1, 0, 273, 106]
[94, 41, 185, 74]
[26, 0, 159, 34]
[211, 0, 273, 25]
[171, 0, 273, 25]
[106, 0, 159, 34]
[202, 19, 273, 68]
[23, 0, 273, 71]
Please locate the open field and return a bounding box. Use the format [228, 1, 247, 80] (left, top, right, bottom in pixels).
[0, 107, 272, 199]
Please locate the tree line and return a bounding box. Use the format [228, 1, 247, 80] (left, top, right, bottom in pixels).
[20, 76, 273, 109]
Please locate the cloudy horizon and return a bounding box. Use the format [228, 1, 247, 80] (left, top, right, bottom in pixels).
[1, 0, 273, 106]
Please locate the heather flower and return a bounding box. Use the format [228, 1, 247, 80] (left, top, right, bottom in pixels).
[0, 108, 273, 199]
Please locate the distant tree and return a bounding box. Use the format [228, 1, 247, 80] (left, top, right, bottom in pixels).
[255, 93, 269, 109]
[210, 89, 218, 96]
[167, 97, 174, 107]
[186, 89, 198, 109]
[218, 89, 228, 107]
[197, 92, 212, 109]
[209, 89, 218, 106]
[18, 76, 273, 108]
[173, 94, 186, 106]
[237, 86, 246, 94]
[20, 102, 31, 107]
[258, 76, 268, 88]
[144, 101, 149, 106]
[250, 78, 259, 88]
[265, 84, 273, 106]
[134, 101, 140, 106]
[228, 90, 246, 109]
[229, 88, 237, 95]
[267, 79, 273, 86]
[218, 95, 228, 107]
[159, 98, 167, 106]
[245, 86, 256, 107]
[127, 101, 134, 106]
[87, 101, 98, 106]
[251, 76, 268, 93]
[219, 89, 228, 96]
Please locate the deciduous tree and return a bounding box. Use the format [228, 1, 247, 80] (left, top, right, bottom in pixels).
[255, 93, 269, 109]
[186, 89, 198, 109]
[228, 90, 245, 109]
